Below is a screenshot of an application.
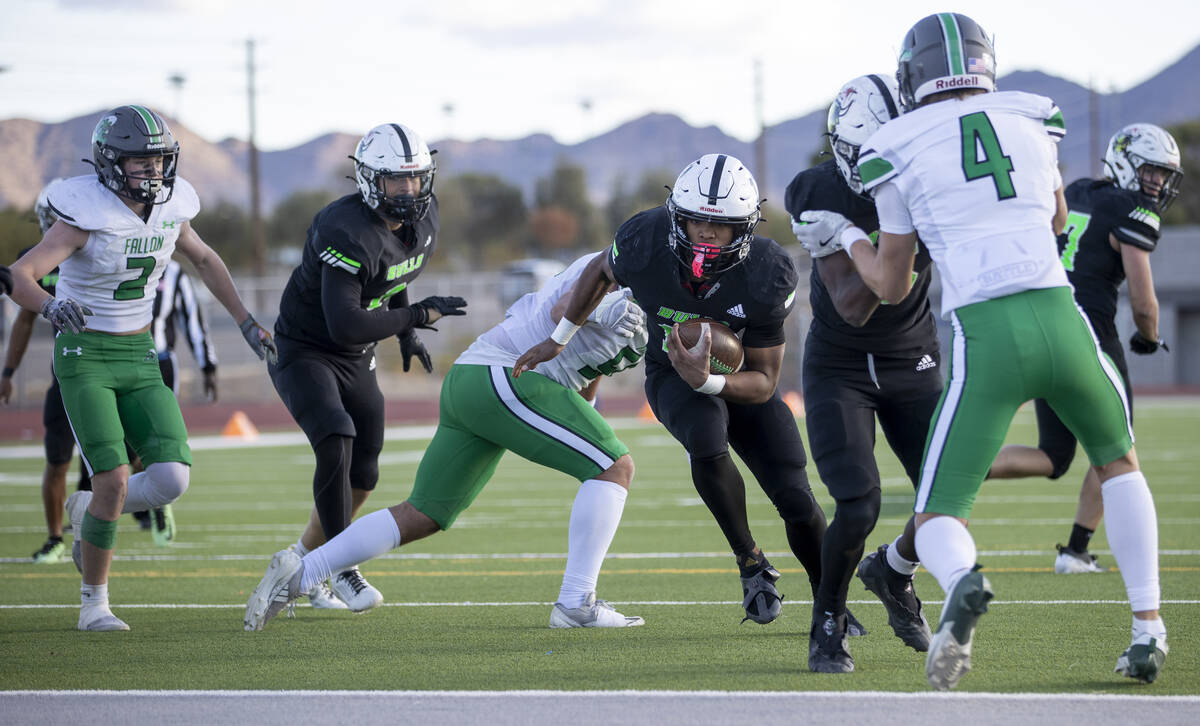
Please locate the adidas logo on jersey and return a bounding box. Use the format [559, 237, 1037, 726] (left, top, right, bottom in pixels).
[916, 354, 937, 372]
[726, 304, 746, 318]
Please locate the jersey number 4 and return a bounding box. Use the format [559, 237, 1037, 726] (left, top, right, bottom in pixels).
[960, 112, 1016, 201]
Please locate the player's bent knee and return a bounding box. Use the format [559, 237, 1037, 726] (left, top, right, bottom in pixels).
[145, 461, 190, 505]
[771, 483, 819, 523]
[1044, 445, 1076, 480]
[600, 454, 634, 489]
[834, 491, 882, 539]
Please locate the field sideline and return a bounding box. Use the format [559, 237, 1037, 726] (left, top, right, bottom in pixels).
[1, 400, 1197, 702]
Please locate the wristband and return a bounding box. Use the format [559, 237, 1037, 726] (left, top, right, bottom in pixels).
[840, 226, 867, 255]
[693, 374, 726, 395]
[550, 317, 581, 346]
[2, 367, 14, 378]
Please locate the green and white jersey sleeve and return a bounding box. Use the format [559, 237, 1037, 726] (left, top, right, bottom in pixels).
[455, 251, 648, 391]
[858, 91, 1069, 316]
[51, 175, 200, 333]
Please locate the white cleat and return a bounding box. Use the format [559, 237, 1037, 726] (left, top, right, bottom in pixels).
[244, 549, 304, 631]
[550, 592, 645, 628]
[79, 604, 130, 632]
[306, 579, 350, 609]
[65, 490, 93, 575]
[1054, 544, 1106, 574]
[331, 567, 383, 613]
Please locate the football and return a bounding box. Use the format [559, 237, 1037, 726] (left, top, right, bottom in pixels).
[677, 318, 744, 374]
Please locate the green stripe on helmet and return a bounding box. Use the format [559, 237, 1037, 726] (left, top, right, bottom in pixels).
[130, 105, 161, 136]
[939, 13, 965, 76]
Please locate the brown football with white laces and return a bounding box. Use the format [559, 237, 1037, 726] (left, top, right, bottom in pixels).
[677, 318, 744, 374]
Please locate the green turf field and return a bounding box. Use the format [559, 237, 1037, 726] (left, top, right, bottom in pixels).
[1, 400, 1196, 693]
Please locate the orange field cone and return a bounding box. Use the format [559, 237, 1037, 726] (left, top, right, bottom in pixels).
[783, 390, 805, 417]
[222, 410, 260, 439]
[638, 401, 658, 422]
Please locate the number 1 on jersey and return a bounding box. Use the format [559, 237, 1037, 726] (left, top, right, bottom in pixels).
[960, 112, 1016, 200]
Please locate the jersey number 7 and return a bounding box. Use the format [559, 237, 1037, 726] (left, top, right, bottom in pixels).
[960, 112, 1016, 201]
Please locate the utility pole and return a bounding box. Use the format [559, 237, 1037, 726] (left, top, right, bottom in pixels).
[754, 59, 767, 194]
[1089, 79, 1101, 178]
[167, 73, 186, 121]
[246, 39, 266, 293]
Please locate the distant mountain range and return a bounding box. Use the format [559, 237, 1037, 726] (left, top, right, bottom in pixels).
[2, 43, 1197, 213]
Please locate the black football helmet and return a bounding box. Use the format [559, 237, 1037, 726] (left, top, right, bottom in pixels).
[87, 105, 180, 205]
[897, 13, 996, 112]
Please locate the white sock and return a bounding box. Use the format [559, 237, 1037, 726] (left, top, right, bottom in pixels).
[293, 540, 311, 557]
[123, 462, 189, 512]
[1102, 471, 1160, 612]
[81, 582, 109, 608]
[557, 479, 628, 608]
[300, 509, 401, 593]
[1132, 615, 1167, 643]
[914, 516, 977, 595]
[886, 535, 920, 576]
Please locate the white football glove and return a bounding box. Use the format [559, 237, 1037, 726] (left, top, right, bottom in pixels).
[794, 210, 854, 258]
[591, 289, 646, 339]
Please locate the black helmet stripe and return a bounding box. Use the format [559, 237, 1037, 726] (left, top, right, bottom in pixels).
[866, 74, 899, 119]
[389, 124, 414, 162]
[938, 12, 966, 76]
[706, 154, 727, 204]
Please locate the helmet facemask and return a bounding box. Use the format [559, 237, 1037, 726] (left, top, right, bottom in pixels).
[89, 105, 179, 206]
[352, 123, 437, 225]
[666, 197, 758, 279]
[1103, 124, 1185, 212]
[665, 154, 761, 279]
[356, 163, 437, 223]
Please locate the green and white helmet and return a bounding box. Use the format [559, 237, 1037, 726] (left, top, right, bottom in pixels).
[88, 105, 179, 205]
[896, 13, 996, 111]
[1103, 123, 1184, 211]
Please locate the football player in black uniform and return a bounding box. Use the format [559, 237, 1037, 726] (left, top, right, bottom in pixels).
[988, 123, 1183, 573]
[786, 74, 940, 672]
[515, 153, 835, 628]
[268, 123, 466, 612]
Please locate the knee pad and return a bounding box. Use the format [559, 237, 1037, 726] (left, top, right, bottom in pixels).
[833, 490, 882, 541]
[769, 481, 819, 524]
[143, 461, 190, 506]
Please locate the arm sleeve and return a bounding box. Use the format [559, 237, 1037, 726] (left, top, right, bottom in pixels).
[174, 272, 218, 371]
[874, 181, 915, 234]
[320, 264, 422, 346]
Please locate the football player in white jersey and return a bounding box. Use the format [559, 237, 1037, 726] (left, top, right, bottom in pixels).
[245, 251, 648, 631]
[8, 105, 277, 632]
[813, 14, 1166, 689]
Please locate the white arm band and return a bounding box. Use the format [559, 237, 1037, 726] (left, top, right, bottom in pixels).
[550, 318, 581, 346]
[693, 374, 727, 395]
[872, 181, 915, 234]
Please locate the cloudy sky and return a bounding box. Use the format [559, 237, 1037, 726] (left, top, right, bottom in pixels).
[1, 0, 1197, 150]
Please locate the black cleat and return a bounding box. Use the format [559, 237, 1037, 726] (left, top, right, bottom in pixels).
[740, 558, 783, 625]
[857, 544, 931, 651]
[809, 611, 855, 673]
[845, 608, 867, 637]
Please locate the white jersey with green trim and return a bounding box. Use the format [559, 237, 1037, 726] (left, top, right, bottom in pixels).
[858, 91, 1068, 316]
[49, 175, 200, 333]
[456, 252, 649, 391]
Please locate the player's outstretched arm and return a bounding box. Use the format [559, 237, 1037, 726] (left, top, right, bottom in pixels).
[513, 250, 614, 377]
[176, 222, 277, 364]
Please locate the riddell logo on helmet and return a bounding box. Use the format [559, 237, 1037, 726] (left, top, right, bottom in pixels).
[935, 76, 981, 90]
[698, 205, 724, 214]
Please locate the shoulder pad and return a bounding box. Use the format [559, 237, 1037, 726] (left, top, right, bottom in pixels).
[609, 207, 665, 282]
[168, 177, 201, 221]
[45, 176, 116, 231]
[784, 162, 838, 218]
[313, 210, 371, 276]
[745, 237, 799, 310]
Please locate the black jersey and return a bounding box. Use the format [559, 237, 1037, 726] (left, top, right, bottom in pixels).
[783, 160, 937, 357]
[1058, 178, 1162, 334]
[608, 206, 797, 371]
[275, 194, 440, 354]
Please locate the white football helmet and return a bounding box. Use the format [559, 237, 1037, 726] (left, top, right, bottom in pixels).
[827, 74, 903, 194]
[34, 178, 67, 233]
[351, 123, 436, 223]
[1103, 123, 1184, 211]
[666, 153, 762, 278]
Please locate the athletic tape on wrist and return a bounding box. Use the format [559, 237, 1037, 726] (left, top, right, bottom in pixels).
[694, 374, 726, 395]
[550, 318, 581, 346]
[840, 226, 867, 256]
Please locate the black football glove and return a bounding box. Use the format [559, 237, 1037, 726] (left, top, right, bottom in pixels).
[398, 330, 433, 373]
[240, 315, 278, 365]
[1129, 331, 1169, 355]
[0, 265, 12, 296]
[410, 295, 467, 330]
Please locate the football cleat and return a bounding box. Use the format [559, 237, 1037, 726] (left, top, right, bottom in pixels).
[845, 609, 867, 637]
[331, 567, 383, 613]
[809, 611, 855, 673]
[79, 604, 130, 632]
[857, 545, 931, 651]
[740, 562, 783, 625]
[1054, 544, 1106, 574]
[926, 569, 993, 691]
[306, 580, 350, 610]
[32, 538, 66, 564]
[1115, 634, 1168, 684]
[151, 505, 175, 547]
[65, 490, 93, 575]
[244, 549, 304, 631]
[549, 592, 645, 628]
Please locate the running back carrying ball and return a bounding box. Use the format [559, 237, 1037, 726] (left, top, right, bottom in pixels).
[677, 318, 744, 374]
